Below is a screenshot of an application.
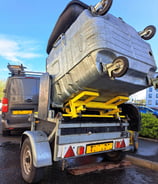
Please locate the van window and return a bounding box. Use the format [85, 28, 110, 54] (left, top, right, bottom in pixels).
[10, 78, 40, 96]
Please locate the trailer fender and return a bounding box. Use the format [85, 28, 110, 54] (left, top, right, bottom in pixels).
[21, 130, 52, 168]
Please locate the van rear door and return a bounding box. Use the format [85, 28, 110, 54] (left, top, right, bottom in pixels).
[10, 77, 39, 102]
[5, 76, 40, 125]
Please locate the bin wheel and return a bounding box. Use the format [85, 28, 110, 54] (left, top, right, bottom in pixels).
[111, 56, 129, 78]
[103, 151, 125, 162]
[140, 25, 156, 40]
[20, 138, 44, 183]
[93, 0, 113, 15]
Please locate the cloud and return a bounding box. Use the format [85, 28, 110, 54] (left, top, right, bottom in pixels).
[0, 35, 42, 64]
[0, 68, 8, 72]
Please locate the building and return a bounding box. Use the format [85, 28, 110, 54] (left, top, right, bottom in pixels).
[146, 72, 158, 109]
[146, 86, 158, 108]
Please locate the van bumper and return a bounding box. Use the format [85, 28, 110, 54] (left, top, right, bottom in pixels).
[2, 119, 31, 130]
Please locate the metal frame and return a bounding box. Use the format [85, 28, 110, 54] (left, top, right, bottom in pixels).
[54, 116, 130, 160]
[24, 92, 132, 164]
[38, 73, 51, 120]
[7, 63, 44, 76]
[63, 91, 129, 118]
[25, 106, 133, 163]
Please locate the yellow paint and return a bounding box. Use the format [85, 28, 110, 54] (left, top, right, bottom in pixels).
[12, 110, 33, 115]
[62, 91, 129, 118]
[86, 142, 113, 154]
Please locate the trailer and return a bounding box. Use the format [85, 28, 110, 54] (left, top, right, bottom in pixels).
[20, 0, 157, 183]
[20, 73, 141, 183]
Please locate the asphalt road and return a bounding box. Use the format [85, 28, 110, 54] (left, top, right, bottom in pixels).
[132, 138, 158, 162]
[0, 115, 158, 184]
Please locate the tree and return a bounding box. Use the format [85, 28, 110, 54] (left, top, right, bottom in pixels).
[0, 80, 6, 100]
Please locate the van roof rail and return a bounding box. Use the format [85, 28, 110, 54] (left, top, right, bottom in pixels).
[23, 71, 45, 75]
[7, 64, 26, 76]
[7, 64, 44, 76]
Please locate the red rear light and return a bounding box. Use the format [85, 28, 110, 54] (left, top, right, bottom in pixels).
[115, 140, 126, 149]
[64, 146, 75, 158]
[2, 97, 8, 104]
[77, 146, 85, 155]
[25, 77, 35, 79]
[2, 97, 8, 113]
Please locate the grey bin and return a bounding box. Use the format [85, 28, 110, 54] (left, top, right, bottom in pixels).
[46, 10, 157, 106]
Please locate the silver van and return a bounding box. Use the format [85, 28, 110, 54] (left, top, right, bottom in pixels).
[1, 64, 41, 135]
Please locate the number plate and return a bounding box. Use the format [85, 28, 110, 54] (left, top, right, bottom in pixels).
[12, 110, 33, 115]
[86, 142, 113, 154]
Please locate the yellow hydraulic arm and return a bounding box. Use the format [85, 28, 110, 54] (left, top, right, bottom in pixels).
[63, 91, 129, 119]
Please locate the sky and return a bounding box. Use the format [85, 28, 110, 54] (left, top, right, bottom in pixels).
[0, 0, 158, 99]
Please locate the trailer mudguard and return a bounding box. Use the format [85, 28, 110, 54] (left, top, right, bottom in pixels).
[21, 130, 52, 167]
[119, 103, 141, 131]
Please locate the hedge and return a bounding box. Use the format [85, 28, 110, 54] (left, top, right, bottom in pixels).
[139, 113, 158, 139]
[0, 80, 6, 100]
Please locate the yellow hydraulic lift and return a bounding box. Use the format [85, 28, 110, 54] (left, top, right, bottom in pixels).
[63, 91, 129, 118]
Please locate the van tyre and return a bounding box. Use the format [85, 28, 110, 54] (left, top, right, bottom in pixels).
[2, 125, 11, 136]
[2, 130, 10, 136]
[103, 151, 125, 162]
[20, 138, 44, 183]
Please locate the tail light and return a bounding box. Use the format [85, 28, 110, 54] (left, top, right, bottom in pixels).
[77, 146, 85, 155]
[2, 97, 8, 113]
[25, 77, 35, 79]
[115, 139, 126, 149]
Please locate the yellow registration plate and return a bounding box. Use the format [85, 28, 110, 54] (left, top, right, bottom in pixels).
[86, 142, 113, 154]
[12, 110, 33, 115]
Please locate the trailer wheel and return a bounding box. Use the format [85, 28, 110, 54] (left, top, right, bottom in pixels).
[111, 56, 129, 78]
[94, 0, 113, 15]
[140, 25, 156, 40]
[20, 138, 44, 183]
[103, 151, 125, 162]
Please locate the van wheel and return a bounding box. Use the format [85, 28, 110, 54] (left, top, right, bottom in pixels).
[2, 130, 10, 136]
[103, 151, 125, 162]
[20, 138, 44, 183]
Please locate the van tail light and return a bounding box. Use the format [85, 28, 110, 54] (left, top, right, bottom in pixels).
[2, 97, 8, 113]
[25, 77, 35, 79]
[9, 128, 14, 130]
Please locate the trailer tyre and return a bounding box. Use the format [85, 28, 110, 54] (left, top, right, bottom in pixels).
[103, 151, 125, 162]
[20, 138, 44, 183]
